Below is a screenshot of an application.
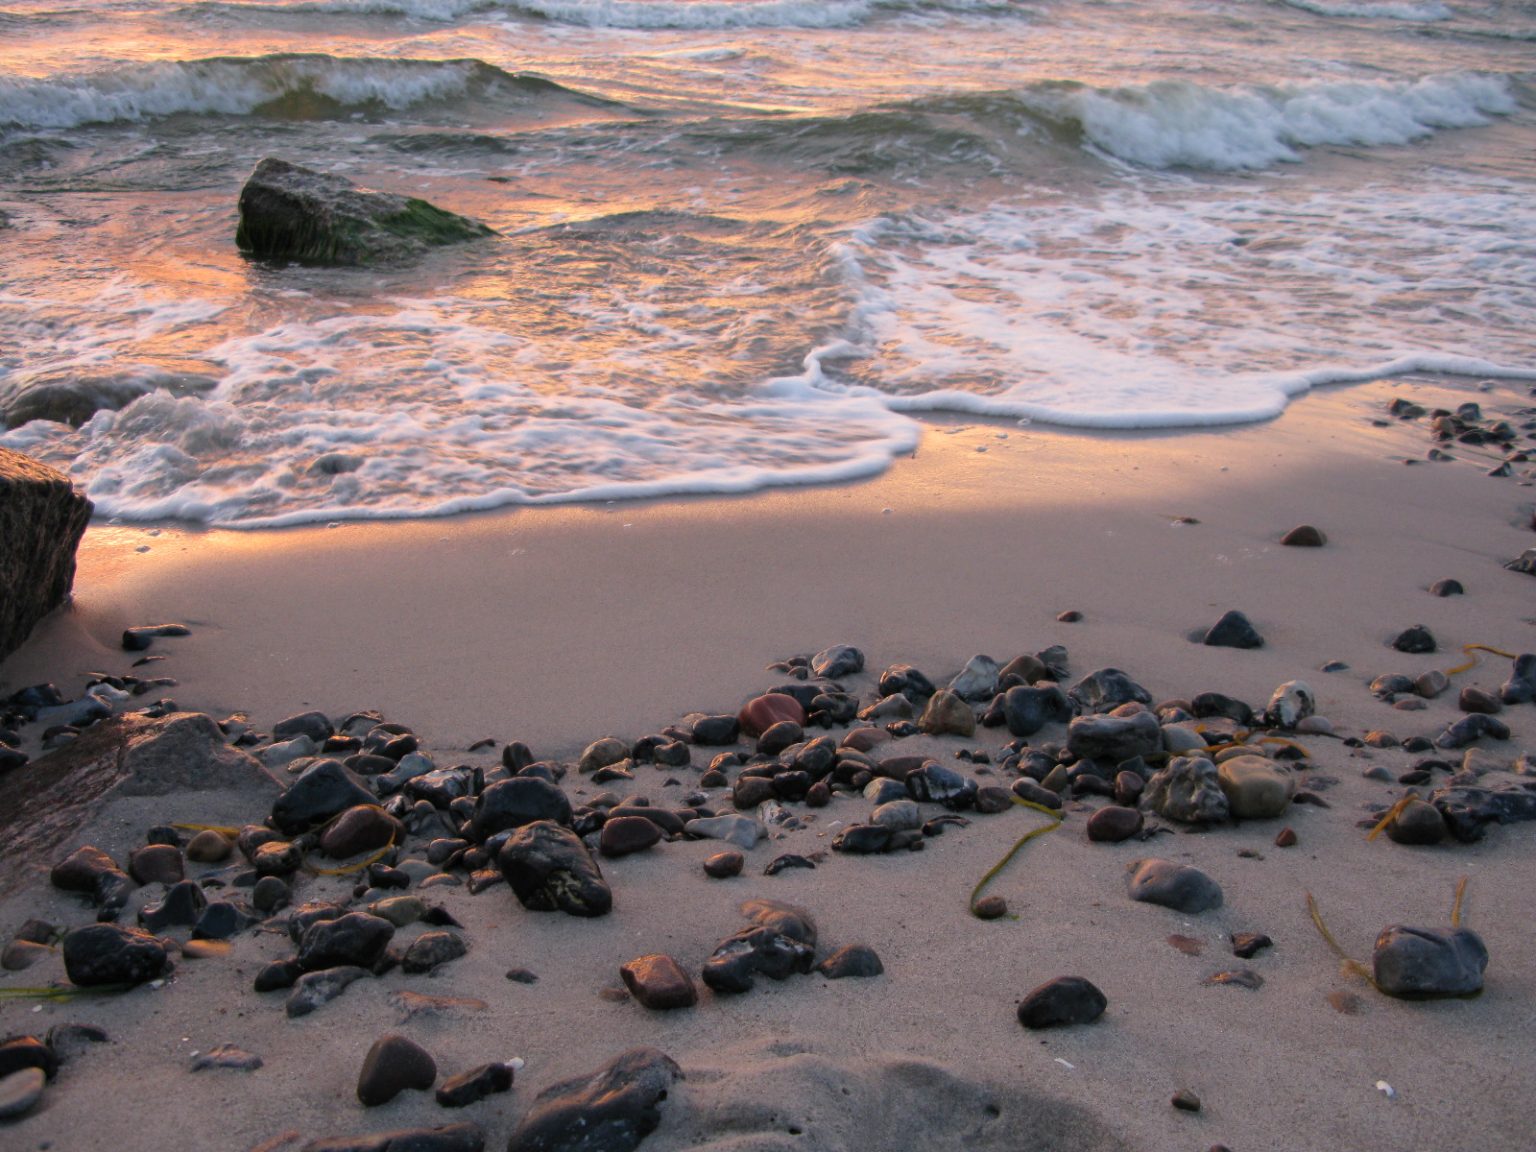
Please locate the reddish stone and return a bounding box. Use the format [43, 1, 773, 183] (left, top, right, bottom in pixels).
[737, 693, 807, 738]
[619, 954, 697, 1010]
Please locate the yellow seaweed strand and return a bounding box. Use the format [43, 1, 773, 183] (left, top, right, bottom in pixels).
[0, 984, 131, 1001]
[1305, 892, 1379, 990]
[171, 823, 241, 837]
[968, 798, 1064, 919]
[1451, 876, 1469, 928]
[1366, 795, 1415, 842]
[1444, 643, 1519, 678]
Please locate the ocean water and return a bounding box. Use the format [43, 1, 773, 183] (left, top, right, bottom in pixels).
[0, 0, 1532, 526]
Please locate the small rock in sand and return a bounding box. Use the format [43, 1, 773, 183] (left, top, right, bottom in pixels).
[357, 1034, 437, 1107]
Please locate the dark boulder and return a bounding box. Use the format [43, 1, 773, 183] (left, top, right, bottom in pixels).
[236, 158, 494, 267]
[505, 1047, 681, 1152]
[0, 448, 91, 660]
[497, 820, 612, 917]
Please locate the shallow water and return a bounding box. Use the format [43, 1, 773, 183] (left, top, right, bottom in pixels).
[1, 0, 1533, 524]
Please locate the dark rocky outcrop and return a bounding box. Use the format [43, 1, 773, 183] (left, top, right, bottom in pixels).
[236, 158, 494, 267]
[0, 448, 91, 660]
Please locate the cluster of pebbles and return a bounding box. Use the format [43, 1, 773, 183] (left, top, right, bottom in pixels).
[2, 624, 1534, 1148]
[1385, 395, 1536, 479]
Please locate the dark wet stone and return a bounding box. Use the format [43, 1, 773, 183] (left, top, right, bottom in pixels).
[50, 845, 132, 909]
[271, 759, 377, 836]
[690, 714, 741, 746]
[1435, 713, 1511, 749]
[1429, 578, 1465, 597]
[248, 875, 289, 917]
[757, 720, 804, 757]
[1280, 525, 1326, 547]
[811, 644, 864, 679]
[974, 784, 1012, 814]
[254, 957, 304, 992]
[436, 1063, 514, 1108]
[1386, 798, 1446, 845]
[763, 853, 816, 876]
[1203, 610, 1264, 649]
[300, 1122, 485, 1152]
[505, 968, 539, 984]
[733, 776, 776, 809]
[139, 879, 208, 932]
[1171, 1090, 1202, 1113]
[738, 693, 807, 738]
[62, 923, 167, 986]
[505, 1047, 681, 1152]
[1113, 770, 1145, 806]
[1458, 686, 1503, 715]
[878, 664, 936, 702]
[120, 623, 190, 651]
[1231, 932, 1272, 959]
[831, 824, 893, 854]
[320, 804, 403, 858]
[1428, 783, 1536, 842]
[252, 839, 301, 877]
[703, 851, 744, 879]
[817, 944, 883, 979]
[1001, 684, 1071, 738]
[599, 815, 663, 858]
[497, 820, 612, 917]
[193, 900, 257, 941]
[402, 931, 467, 975]
[1391, 625, 1436, 654]
[1066, 712, 1161, 763]
[1500, 653, 1536, 705]
[1126, 859, 1223, 914]
[771, 770, 812, 803]
[1017, 976, 1107, 1028]
[0, 1067, 45, 1120]
[0, 1037, 56, 1082]
[357, 1033, 437, 1106]
[701, 900, 817, 994]
[905, 761, 978, 809]
[1191, 692, 1254, 725]
[1087, 806, 1142, 843]
[620, 953, 698, 1010]
[297, 912, 396, 972]
[972, 895, 1008, 919]
[1068, 668, 1151, 712]
[1372, 926, 1487, 998]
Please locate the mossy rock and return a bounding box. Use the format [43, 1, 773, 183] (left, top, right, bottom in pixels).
[235, 157, 494, 267]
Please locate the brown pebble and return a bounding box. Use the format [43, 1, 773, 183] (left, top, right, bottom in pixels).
[1172, 1089, 1202, 1113]
[1458, 686, 1503, 715]
[619, 954, 697, 1011]
[1280, 524, 1327, 547]
[1087, 805, 1142, 843]
[356, 1034, 436, 1107]
[1363, 730, 1400, 748]
[703, 851, 744, 879]
[1057, 610, 1083, 622]
[1274, 826, 1297, 848]
[972, 895, 1009, 920]
[128, 844, 184, 887]
[1230, 932, 1273, 959]
[805, 780, 831, 808]
[185, 829, 233, 864]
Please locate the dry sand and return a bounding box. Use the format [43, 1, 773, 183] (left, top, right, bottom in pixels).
[1, 375, 1534, 1152]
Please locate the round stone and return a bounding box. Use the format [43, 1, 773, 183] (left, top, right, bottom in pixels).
[1017, 976, 1107, 1029]
[357, 1034, 437, 1106]
[972, 895, 1009, 920]
[128, 843, 184, 886]
[598, 815, 663, 858]
[703, 851, 744, 879]
[185, 829, 233, 863]
[738, 693, 807, 738]
[1385, 799, 1445, 846]
[1087, 806, 1142, 843]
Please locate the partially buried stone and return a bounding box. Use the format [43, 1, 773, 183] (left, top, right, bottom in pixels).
[402, 931, 467, 975]
[1087, 806, 1142, 843]
[620, 954, 698, 1010]
[1066, 712, 1161, 763]
[684, 814, 763, 851]
[1203, 968, 1263, 989]
[703, 851, 744, 879]
[1372, 926, 1487, 998]
[1231, 932, 1272, 959]
[62, 923, 168, 986]
[1203, 610, 1264, 649]
[297, 912, 395, 971]
[1280, 525, 1326, 547]
[287, 966, 370, 1017]
[972, 895, 1008, 920]
[1386, 798, 1445, 845]
[817, 944, 884, 979]
[1391, 625, 1436, 654]
[301, 1124, 485, 1152]
[1142, 757, 1230, 825]
[436, 1063, 513, 1108]
[505, 1047, 681, 1152]
[186, 829, 233, 863]
[1429, 578, 1464, 597]
[764, 853, 815, 875]
[1002, 684, 1071, 738]
[1126, 859, 1223, 914]
[1016, 976, 1107, 1029]
[357, 1033, 437, 1107]
[1171, 1090, 1202, 1113]
[189, 1044, 263, 1072]
[497, 820, 612, 917]
[1012, 778, 1062, 811]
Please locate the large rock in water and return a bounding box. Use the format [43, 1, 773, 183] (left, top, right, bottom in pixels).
[235, 158, 494, 266]
[0, 448, 91, 660]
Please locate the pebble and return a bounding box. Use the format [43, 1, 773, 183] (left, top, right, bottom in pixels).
[1231, 932, 1273, 959]
[1066, 712, 1161, 763]
[917, 689, 976, 737]
[0, 1037, 55, 1082]
[253, 876, 291, 914]
[320, 804, 402, 858]
[811, 644, 864, 679]
[1142, 757, 1230, 825]
[619, 954, 698, 1009]
[1273, 826, 1298, 848]
[1002, 684, 1071, 738]
[436, 1062, 514, 1108]
[817, 944, 884, 979]
[1500, 653, 1536, 704]
[1126, 859, 1223, 914]
[140, 879, 208, 932]
[189, 1044, 263, 1072]
[1171, 1089, 1202, 1113]
[186, 829, 234, 863]
[948, 654, 1001, 701]
[764, 853, 816, 875]
[286, 966, 370, 1017]
[1414, 670, 1450, 699]
[1265, 680, 1315, 728]
[505, 1048, 681, 1152]
[1069, 667, 1152, 712]
[1204, 968, 1263, 989]
[298, 1123, 485, 1152]
[1436, 713, 1510, 749]
[498, 821, 613, 917]
[1429, 578, 1465, 597]
[270, 759, 377, 835]
[1458, 686, 1503, 715]
[1372, 925, 1488, 998]
[1086, 806, 1142, 843]
[0, 941, 50, 971]
[297, 912, 396, 971]
[871, 799, 923, 831]
[128, 843, 184, 886]
[1385, 799, 1446, 845]
[738, 693, 807, 738]
[1202, 610, 1265, 649]
[973, 895, 1008, 919]
[684, 814, 764, 850]
[505, 968, 539, 984]
[598, 815, 663, 858]
[1016, 976, 1107, 1028]
[0, 1067, 45, 1120]
[703, 851, 744, 879]
[578, 737, 630, 775]
[357, 1034, 437, 1106]
[402, 931, 467, 975]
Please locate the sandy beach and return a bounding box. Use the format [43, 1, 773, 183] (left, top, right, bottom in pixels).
[2, 374, 1534, 1152]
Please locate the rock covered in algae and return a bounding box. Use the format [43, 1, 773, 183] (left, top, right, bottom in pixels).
[236, 158, 494, 267]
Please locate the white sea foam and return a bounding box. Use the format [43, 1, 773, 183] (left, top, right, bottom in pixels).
[1021, 72, 1515, 170]
[833, 177, 1536, 427]
[1281, 0, 1453, 20]
[506, 0, 880, 29]
[0, 55, 492, 130]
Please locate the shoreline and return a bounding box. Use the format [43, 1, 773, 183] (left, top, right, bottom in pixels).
[0, 373, 1533, 1152]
